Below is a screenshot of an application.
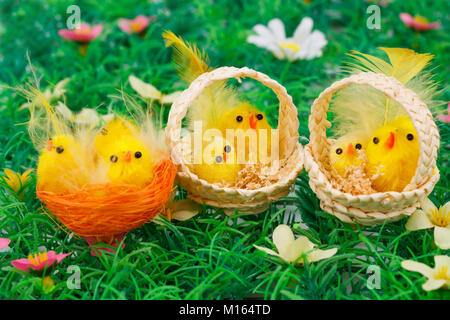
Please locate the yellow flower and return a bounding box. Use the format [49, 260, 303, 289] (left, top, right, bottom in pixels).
[405, 198, 450, 250]
[153, 198, 201, 225]
[3, 169, 32, 199]
[401, 255, 450, 291]
[128, 75, 182, 105]
[254, 224, 338, 265]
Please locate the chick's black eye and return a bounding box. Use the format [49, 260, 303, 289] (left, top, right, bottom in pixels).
[407, 133, 414, 141]
[134, 151, 142, 158]
[236, 115, 243, 122]
[373, 137, 379, 144]
[56, 146, 64, 154]
[224, 145, 231, 153]
[256, 114, 263, 120]
[336, 148, 343, 155]
[355, 143, 362, 150]
[110, 155, 118, 163]
[215, 155, 223, 163]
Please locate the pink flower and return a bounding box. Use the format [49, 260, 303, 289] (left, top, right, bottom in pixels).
[83, 233, 127, 258]
[438, 102, 450, 123]
[11, 251, 71, 273]
[118, 15, 156, 35]
[58, 23, 103, 43]
[400, 13, 440, 32]
[0, 238, 10, 250]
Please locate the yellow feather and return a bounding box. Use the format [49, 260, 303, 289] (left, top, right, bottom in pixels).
[163, 30, 240, 130]
[331, 47, 439, 138]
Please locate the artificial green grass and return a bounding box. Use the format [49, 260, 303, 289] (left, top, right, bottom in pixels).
[0, 0, 449, 300]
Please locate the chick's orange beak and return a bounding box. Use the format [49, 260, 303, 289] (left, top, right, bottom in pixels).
[46, 140, 53, 151]
[124, 151, 132, 162]
[385, 132, 395, 149]
[223, 152, 227, 163]
[346, 143, 355, 156]
[249, 114, 257, 130]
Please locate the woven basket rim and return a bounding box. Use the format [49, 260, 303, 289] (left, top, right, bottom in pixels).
[307, 72, 440, 192]
[165, 66, 303, 206]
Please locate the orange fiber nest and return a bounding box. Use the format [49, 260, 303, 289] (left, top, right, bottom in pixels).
[37, 159, 176, 238]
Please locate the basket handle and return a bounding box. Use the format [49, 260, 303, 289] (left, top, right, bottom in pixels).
[308, 72, 440, 191]
[166, 66, 299, 164]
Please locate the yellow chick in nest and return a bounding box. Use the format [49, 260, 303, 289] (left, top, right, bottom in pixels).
[94, 118, 137, 161]
[329, 133, 368, 177]
[104, 136, 154, 187]
[163, 31, 274, 165]
[190, 135, 242, 185]
[95, 118, 156, 187]
[366, 116, 419, 192]
[37, 135, 92, 193]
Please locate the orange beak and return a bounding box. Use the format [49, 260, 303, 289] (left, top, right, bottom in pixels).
[249, 114, 257, 130]
[46, 140, 53, 151]
[346, 143, 355, 156]
[124, 151, 132, 163]
[385, 132, 395, 149]
[222, 152, 227, 163]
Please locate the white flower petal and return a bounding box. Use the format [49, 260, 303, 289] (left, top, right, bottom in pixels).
[74, 108, 100, 124]
[284, 236, 314, 262]
[272, 224, 295, 256]
[434, 227, 450, 250]
[268, 18, 286, 41]
[254, 245, 283, 259]
[161, 91, 182, 104]
[307, 247, 338, 263]
[401, 260, 434, 278]
[434, 255, 450, 269]
[405, 209, 434, 231]
[443, 201, 450, 217]
[253, 24, 276, 41]
[422, 279, 446, 291]
[247, 35, 284, 59]
[129, 75, 162, 100]
[170, 199, 201, 221]
[293, 17, 314, 44]
[420, 197, 437, 213]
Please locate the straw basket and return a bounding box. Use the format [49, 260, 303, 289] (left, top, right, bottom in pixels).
[37, 159, 176, 241]
[304, 72, 440, 225]
[165, 66, 304, 214]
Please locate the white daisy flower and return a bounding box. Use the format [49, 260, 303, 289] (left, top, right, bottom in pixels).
[247, 17, 327, 61]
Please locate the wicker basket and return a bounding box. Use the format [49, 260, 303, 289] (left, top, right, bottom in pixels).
[37, 159, 176, 241]
[165, 66, 304, 214]
[304, 72, 440, 225]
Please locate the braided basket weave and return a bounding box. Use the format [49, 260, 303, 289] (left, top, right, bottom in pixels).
[166, 66, 304, 214]
[304, 72, 440, 225]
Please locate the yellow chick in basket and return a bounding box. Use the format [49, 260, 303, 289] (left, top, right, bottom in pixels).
[366, 116, 419, 192]
[329, 132, 369, 177]
[190, 134, 242, 185]
[37, 134, 92, 193]
[163, 31, 274, 164]
[330, 48, 439, 192]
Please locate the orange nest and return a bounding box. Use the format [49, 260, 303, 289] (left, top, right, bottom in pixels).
[37, 159, 176, 239]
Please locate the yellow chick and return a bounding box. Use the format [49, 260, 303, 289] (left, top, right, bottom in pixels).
[94, 118, 156, 188]
[94, 118, 137, 161]
[37, 135, 91, 193]
[163, 31, 274, 166]
[329, 132, 368, 177]
[366, 116, 419, 192]
[190, 135, 242, 185]
[104, 136, 154, 187]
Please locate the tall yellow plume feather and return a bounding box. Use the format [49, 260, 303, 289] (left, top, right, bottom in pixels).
[163, 30, 240, 130]
[330, 47, 440, 137]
